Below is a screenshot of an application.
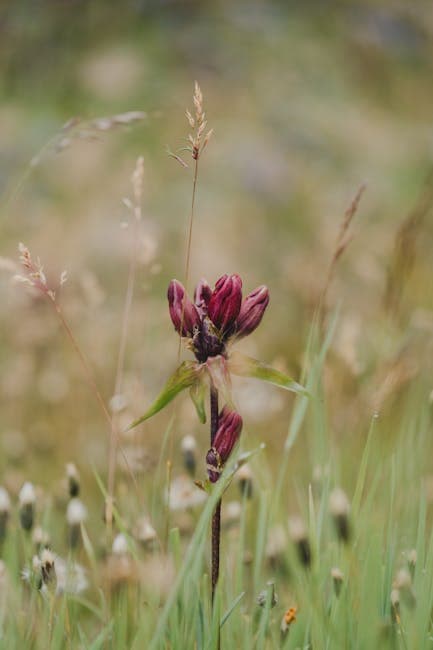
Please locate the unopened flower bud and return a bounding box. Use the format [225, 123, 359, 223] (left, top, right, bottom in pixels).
[235, 285, 269, 339]
[194, 279, 212, 316]
[206, 407, 242, 482]
[181, 435, 197, 476]
[0, 487, 11, 544]
[19, 482, 36, 532]
[167, 280, 200, 337]
[207, 274, 242, 334]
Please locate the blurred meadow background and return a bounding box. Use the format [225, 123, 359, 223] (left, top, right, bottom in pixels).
[1, 1, 433, 647]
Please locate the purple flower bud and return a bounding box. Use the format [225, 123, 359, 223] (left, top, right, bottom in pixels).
[167, 280, 200, 337]
[206, 407, 243, 482]
[208, 274, 242, 334]
[194, 279, 212, 317]
[235, 285, 269, 339]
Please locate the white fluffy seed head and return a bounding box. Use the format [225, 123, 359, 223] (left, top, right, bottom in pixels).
[288, 516, 307, 542]
[112, 533, 129, 556]
[391, 588, 400, 606]
[181, 435, 197, 453]
[329, 488, 350, 516]
[224, 500, 242, 523]
[66, 498, 88, 526]
[19, 482, 36, 506]
[66, 463, 79, 480]
[331, 567, 344, 581]
[40, 548, 55, 566]
[0, 487, 11, 513]
[32, 526, 50, 547]
[394, 568, 412, 590]
[237, 463, 253, 481]
[134, 517, 157, 544]
[109, 394, 128, 414]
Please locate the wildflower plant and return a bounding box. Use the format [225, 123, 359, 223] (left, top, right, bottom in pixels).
[130, 273, 307, 600]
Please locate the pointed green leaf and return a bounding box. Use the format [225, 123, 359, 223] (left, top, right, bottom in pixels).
[190, 379, 207, 424]
[228, 351, 308, 396]
[128, 362, 199, 430]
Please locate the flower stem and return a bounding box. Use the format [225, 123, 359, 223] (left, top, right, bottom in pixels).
[210, 385, 221, 608]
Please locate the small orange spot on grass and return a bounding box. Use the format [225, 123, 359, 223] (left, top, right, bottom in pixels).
[284, 606, 298, 626]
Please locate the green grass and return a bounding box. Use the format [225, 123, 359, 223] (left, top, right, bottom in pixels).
[1, 313, 432, 649]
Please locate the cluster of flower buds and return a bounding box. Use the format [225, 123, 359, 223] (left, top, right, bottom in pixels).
[167, 274, 269, 363]
[206, 407, 243, 482]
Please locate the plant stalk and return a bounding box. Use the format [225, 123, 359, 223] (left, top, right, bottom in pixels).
[210, 385, 221, 605]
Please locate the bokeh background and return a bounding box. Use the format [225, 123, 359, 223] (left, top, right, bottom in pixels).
[1, 0, 433, 535]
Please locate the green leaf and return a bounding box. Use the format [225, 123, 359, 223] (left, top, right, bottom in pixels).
[128, 362, 199, 430]
[190, 379, 207, 423]
[228, 351, 308, 396]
